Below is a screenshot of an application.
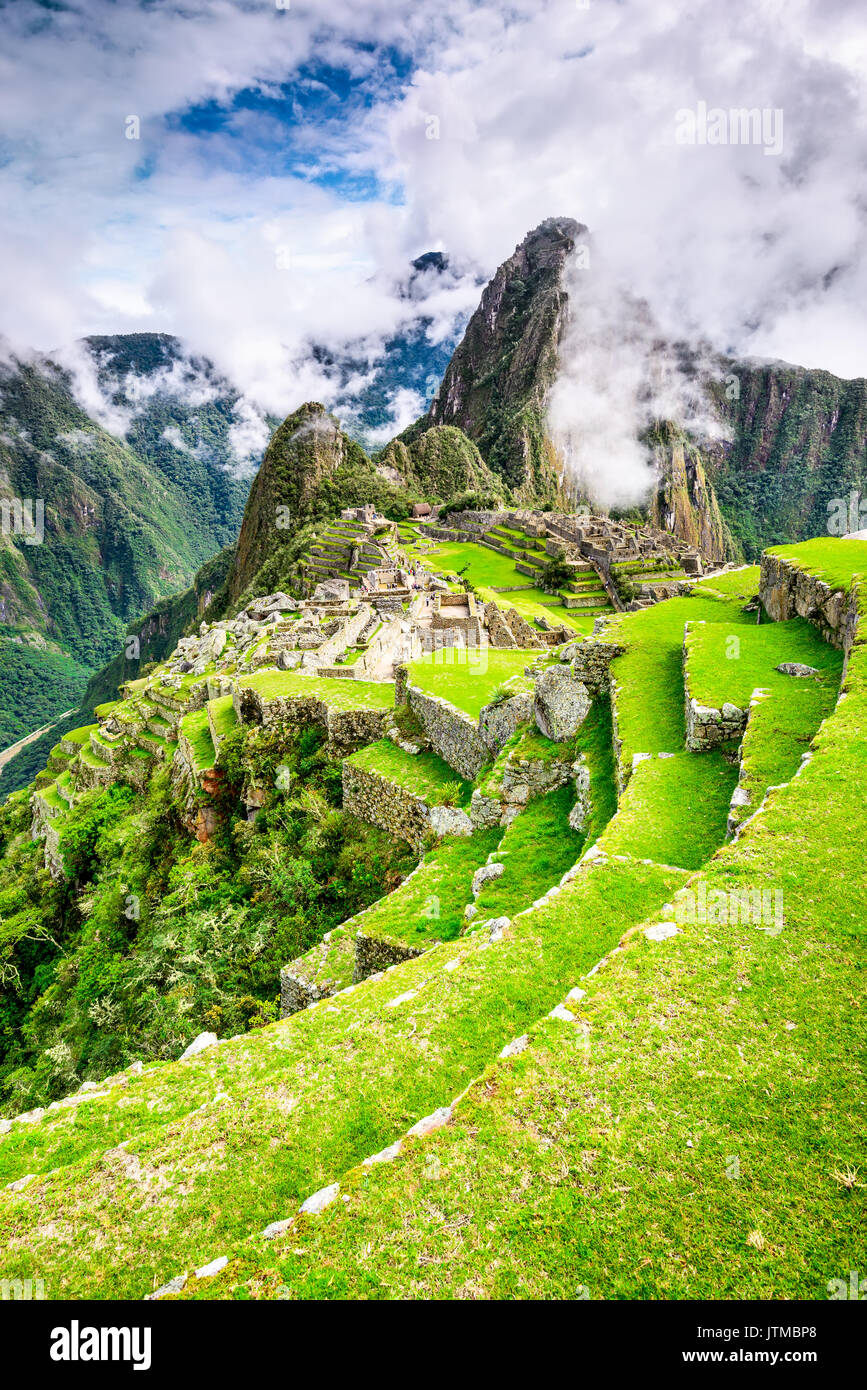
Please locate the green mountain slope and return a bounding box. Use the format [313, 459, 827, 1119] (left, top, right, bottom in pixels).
[0, 540, 861, 1301]
[0, 347, 254, 774]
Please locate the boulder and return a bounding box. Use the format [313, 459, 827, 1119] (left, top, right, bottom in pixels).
[178, 1031, 218, 1061]
[534, 666, 591, 741]
[471, 861, 505, 897]
[775, 662, 819, 678]
[312, 577, 351, 603]
[428, 804, 473, 838]
[198, 628, 227, 664]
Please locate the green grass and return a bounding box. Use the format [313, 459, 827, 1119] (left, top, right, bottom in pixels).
[36, 783, 66, 815]
[0, 851, 683, 1300]
[407, 649, 534, 718]
[473, 784, 584, 919]
[5, 533, 866, 1304]
[61, 724, 98, 746]
[598, 749, 738, 869]
[412, 539, 529, 591]
[691, 565, 761, 601]
[137, 731, 170, 752]
[76, 746, 111, 771]
[202, 593, 867, 1302]
[241, 670, 395, 711]
[606, 593, 757, 766]
[508, 725, 564, 763]
[208, 695, 238, 739]
[345, 740, 471, 806]
[179, 709, 216, 771]
[685, 617, 842, 710]
[351, 828, 503, 948]
[731, 676, 841, 830]
[476, 586, 602, 632]
[768, 538, 867, 595]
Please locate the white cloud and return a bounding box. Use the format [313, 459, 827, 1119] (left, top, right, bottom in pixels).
[0, 0, 863, 458]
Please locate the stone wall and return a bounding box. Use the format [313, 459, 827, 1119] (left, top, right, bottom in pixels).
[280, 929, 355, 1015]
[235, 684, 389, 754]
[683, 623, 748, 751]
[406, 685, 490, 780]
[560, 638, 625, 696]
[499, 746, 574, 805]
[483, 602, 518, 648]
[342, 759, 436, 850]
[503, 607, 545, 648]
[478, 691, 534, 754]
[354, 931, 427, 983]
[760, 551, 860, 664]
[684, 693, 748, 751]
[443, 510, 508, 533]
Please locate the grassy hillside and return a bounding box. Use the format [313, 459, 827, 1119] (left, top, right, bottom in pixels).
[0, 539, 860, 1301]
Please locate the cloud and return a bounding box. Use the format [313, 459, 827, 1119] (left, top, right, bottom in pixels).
[0, 0, 863, 468]
[548, 244, 731, 509]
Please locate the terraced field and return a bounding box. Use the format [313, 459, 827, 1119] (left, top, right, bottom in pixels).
[1, 539, 863, 1303]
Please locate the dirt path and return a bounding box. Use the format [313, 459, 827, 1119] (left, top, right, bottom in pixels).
[0, 708, 78, 772]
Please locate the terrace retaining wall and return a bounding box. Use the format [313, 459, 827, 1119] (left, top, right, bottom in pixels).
[760, 552, 860, 662]
[235, 685, 389, 754]
[406, 686, 490, 780]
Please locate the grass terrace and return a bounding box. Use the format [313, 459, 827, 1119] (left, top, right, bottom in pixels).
[606, 592, 758, 765]
[598, 749, 737, 870]
[240, 670, 395, 711]
[179, 709, 216, 772]
[208, 695, 238, 740]
[345, 740, 471, 807]
[477, 586, 599, 632]
[0, 849, 684, 1300]
[472, 784, 584, 920]
[767, 538, 867, 599]
[197, 595, 867, 1302]
[685, 618, 842, 711]
[352, 828, 503, 948]
[61, 724, 98, 747]
[407, 649, 535, 719]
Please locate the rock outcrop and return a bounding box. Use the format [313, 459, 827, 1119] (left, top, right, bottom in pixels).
[402, 217, 583, 502]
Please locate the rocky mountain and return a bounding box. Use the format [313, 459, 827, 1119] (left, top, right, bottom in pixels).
[377, 424, 501, 502]
[225, 402, 419, 610]
[703, 359, 867, 558]
[399, 217, 867, 564]
[403, 216, 578, 503]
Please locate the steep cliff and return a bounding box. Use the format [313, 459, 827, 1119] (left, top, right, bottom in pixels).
[404, 218, 583, 502]
[649, 425, 731, 566]
[703, 360, 867, 561]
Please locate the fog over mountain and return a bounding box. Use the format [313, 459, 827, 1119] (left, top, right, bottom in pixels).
[0, 0, 864, 444]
